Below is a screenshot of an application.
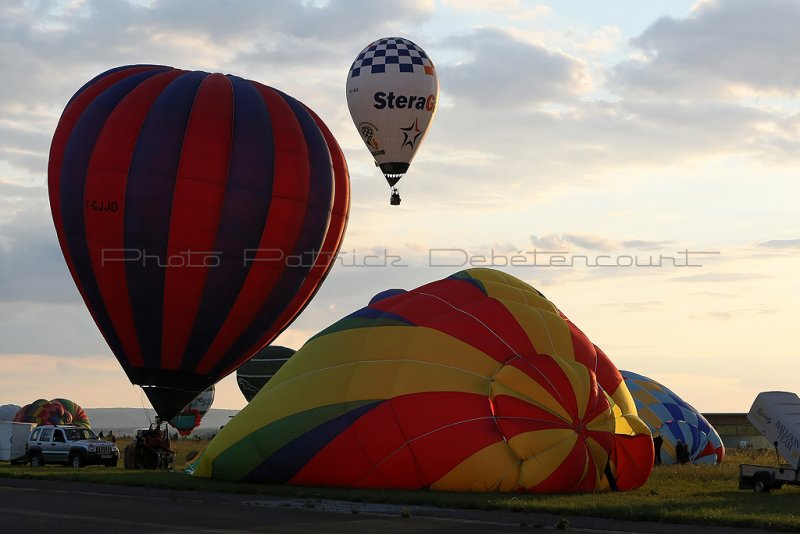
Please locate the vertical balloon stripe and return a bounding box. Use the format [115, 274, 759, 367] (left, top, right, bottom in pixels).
[161, 73, 235, 371]
[195, 84, 312, 375]
[180, 75, 276, 373]
[592, 344, 624, 395]
[209, 92, 333, 377]
[50, 65, 165, 271]
[558, 314, 599, 375]
[534, 437, 593, 492]
[124, 71, 206, 368]
[664, 402, 687, 423]
[369, 279, 539, 365]
[60, 69, 166, 372]
[85, 69, 185, 369]
[508, 356, 579, 420]
[224, 108, 350, 376]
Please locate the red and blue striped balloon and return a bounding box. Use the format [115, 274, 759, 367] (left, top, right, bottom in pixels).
[48, 65, 350, 420]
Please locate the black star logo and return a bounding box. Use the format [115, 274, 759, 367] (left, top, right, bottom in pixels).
[400, 119, 424, 149]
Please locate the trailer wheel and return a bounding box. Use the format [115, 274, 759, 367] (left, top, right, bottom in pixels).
[754, 473, 772, 493]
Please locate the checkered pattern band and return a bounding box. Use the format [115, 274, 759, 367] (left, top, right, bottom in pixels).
[349, 37, 435, 79]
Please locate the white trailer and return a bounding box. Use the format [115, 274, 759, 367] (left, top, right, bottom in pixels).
[739, 391, 800, 493]
[0, 421, 35, 463]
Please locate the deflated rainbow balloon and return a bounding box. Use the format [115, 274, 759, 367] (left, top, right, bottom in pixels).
[189, 268, 653, 492]
[14, 398, 90, 427]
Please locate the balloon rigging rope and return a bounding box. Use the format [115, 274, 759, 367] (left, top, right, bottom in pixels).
[138, 388, 154, 425]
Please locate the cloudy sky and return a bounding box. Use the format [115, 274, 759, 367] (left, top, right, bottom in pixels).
[1, 0, 798, 414]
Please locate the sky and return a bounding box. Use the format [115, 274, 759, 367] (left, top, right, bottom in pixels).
[1, 0, 798, 414]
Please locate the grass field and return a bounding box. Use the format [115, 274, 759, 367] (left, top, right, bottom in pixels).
[2, 442, 798, 531]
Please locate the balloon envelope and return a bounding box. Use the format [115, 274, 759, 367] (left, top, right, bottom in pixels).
[621, 370, 725, 465]
[346, 37, 438, 189]
[190, 268, 652, 492]
[169, 385, 215, 436]
[236, 346, 295, 402]
[14, 399, 90, 427]
[48, 65, 350, 420]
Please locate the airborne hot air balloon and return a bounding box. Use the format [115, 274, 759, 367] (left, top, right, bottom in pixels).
[48, 65, 350, 421]
[189, 268, 653, 492]
[236, 346, 294, 402]
[346, 37, 438, 205]
[621, 370, 725, 465]
[169, 385, 215, 437]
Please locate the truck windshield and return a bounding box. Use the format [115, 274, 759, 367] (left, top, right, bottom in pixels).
[65, 428, 97, 441]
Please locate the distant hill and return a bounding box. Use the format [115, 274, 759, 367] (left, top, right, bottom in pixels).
[85, 407, 239, 436]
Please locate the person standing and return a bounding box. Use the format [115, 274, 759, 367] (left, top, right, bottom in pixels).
[653, 432, 663, 465]
[676, 439, 689, 464]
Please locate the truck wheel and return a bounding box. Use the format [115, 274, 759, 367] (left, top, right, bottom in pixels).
[29, 453, 44, 467]
[754, 474, 771, 493]
[70, 452, 84, 468]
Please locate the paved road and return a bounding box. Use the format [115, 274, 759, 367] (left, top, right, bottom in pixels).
[0, 478, 774, 533]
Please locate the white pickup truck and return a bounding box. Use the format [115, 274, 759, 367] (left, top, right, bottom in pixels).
[739, 391, 800, 493]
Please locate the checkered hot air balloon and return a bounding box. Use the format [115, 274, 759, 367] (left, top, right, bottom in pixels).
[346, 37, 438, 204]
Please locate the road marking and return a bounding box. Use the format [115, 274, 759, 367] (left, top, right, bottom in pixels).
[241, 499, 654, 533]
[0, 507, 198, 530]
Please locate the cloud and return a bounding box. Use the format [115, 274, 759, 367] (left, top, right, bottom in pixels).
[613, 0, 800, 98]
[530, 233, 652, 251]
[0, 301, 108, 357]
[757, 238, 800, 250]
[561, 233, 616, 251]
[603, 301, 662, 313]
[529, 233, 618, 251]
[530, 234, 569, 250]
[438, 27, 588, 107]
[705, 305, 779, 320]
[0, 203, 78, 304]
[1, 0, 797, 213]
[0, 0, 435, 177]
[0, 179, 44, 200]
[0, 354, 140, 407]
[672, 272, 769, 283]
[621, 239, 673, 250]
[0, 123, 51, 175]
